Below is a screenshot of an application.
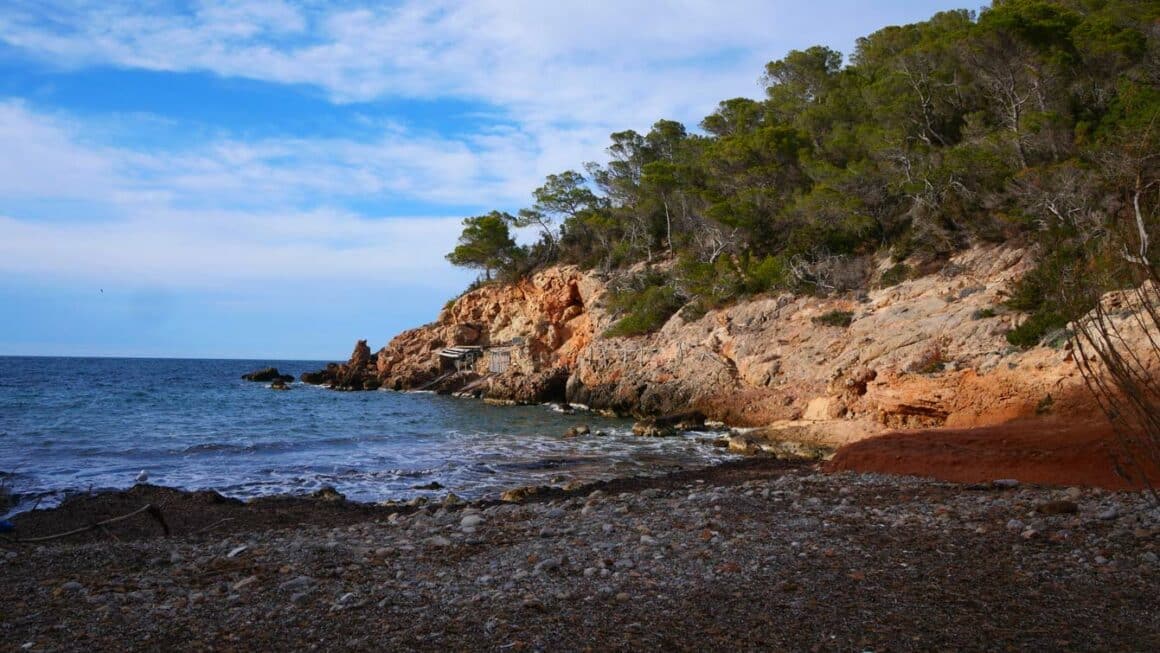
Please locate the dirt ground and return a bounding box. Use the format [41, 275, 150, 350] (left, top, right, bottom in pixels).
[825, 417, 1159, 490]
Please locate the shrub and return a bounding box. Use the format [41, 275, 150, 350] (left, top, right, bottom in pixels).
[879, 263, 911, 288]
[1006, 310, 1068, 348]
[812, 310, 854, 328]
[745, 255, 792, 294]
[972, 307, 997, 320]
[604, 280, 684, 337]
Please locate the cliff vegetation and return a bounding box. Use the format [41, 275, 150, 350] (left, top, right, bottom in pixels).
[446, 0, 1159, 348]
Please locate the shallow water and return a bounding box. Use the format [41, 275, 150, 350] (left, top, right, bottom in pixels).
[0, 356, 732, 514]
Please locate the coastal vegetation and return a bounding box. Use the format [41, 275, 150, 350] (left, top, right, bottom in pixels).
[447, 0, 1159, 347]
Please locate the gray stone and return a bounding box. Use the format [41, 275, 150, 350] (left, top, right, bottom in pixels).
[534, 557, 562, 574]
[279, 576, 316, 592]
[290, 590, 313, 605]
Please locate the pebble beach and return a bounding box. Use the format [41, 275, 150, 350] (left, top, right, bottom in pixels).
[2, 459, 1158, 651]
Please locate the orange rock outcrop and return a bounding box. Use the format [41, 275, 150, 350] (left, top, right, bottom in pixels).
[319, 244, 1143, 448]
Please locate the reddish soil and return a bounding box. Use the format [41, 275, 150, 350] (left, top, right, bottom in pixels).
[825, 417, 1160, 490]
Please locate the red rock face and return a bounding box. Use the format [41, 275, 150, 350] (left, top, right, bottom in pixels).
[371, 267, 602, 401]
[335, 245, 1150, 446]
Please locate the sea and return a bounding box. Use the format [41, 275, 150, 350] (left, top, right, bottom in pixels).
[0, 356, 733, 516]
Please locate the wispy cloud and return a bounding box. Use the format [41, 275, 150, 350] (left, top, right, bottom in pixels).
[0, 1, 966, 355]
[0, 1, 947, 125]
[0, 209, 467, 288]
[0, 99, 546, 211]
[0, 100, 472, 290]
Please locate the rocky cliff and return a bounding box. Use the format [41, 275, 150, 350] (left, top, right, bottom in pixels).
[307, 244, 1124, 448]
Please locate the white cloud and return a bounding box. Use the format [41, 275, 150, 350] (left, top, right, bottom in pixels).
[0, 99, 546, 210]
[0, 1, 968, 294]
[0, 209, 468, 288]
[0, 1, 961, 126]
[0, 100, 475, 290]
[0, 101, 120, 200]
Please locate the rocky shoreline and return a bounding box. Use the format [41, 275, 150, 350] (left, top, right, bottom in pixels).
[3, 459, 1158, 651]
[295, 245, 1144, 447]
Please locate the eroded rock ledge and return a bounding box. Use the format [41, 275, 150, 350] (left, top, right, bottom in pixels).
[304, 245, 1125, 447]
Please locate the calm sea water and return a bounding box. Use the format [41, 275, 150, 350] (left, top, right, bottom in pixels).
[0, 357, 731, 514]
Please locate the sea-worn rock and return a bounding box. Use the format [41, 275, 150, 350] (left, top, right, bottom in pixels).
[311, 486, 346, 502]
[242, 367, 294, 383]
[501, 486, 547, 502]
[564, 424, 591, 438]
[301, 341, 377, 391]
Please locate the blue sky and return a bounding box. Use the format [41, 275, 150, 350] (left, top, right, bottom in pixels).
[0, 0, 971, 360]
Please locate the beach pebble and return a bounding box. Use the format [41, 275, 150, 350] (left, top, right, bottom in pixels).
[232, 575, 258, 591]
[290, 591, 313, 605]
[279, 576, 316, 592]
[534, 557, 562, 574]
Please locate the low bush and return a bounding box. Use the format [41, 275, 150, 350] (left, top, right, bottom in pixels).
[812, 310, 854, 328]
[604, 279, 684, 338]
[879, 263, 911, 288]
[1006, 310, 1068, 348]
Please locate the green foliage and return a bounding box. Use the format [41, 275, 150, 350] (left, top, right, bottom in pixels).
[604, 277, 685, 338]
[812, 310, 854, 328]
[445, 0, 1159, 323]
[445, 212, 524, 281]
[879, 263, 912, 288]
[746, 255, 792, 294]
[1006, 310, 1068, 348]
[972, 307, 997, 320]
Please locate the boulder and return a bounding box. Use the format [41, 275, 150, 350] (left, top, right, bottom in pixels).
[632, 410, 706, 437]
[299, 370, 331, 385]
[564, 424, 591, 438]
[632, 421, 676, 437]
[311, 486, 345, 502]
[242, 367, 294, 383]
[300, 340, 379, 391]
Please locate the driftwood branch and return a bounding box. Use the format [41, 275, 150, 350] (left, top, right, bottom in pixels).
[191, 517, 236, 535]
[3, 504, 170, 544]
